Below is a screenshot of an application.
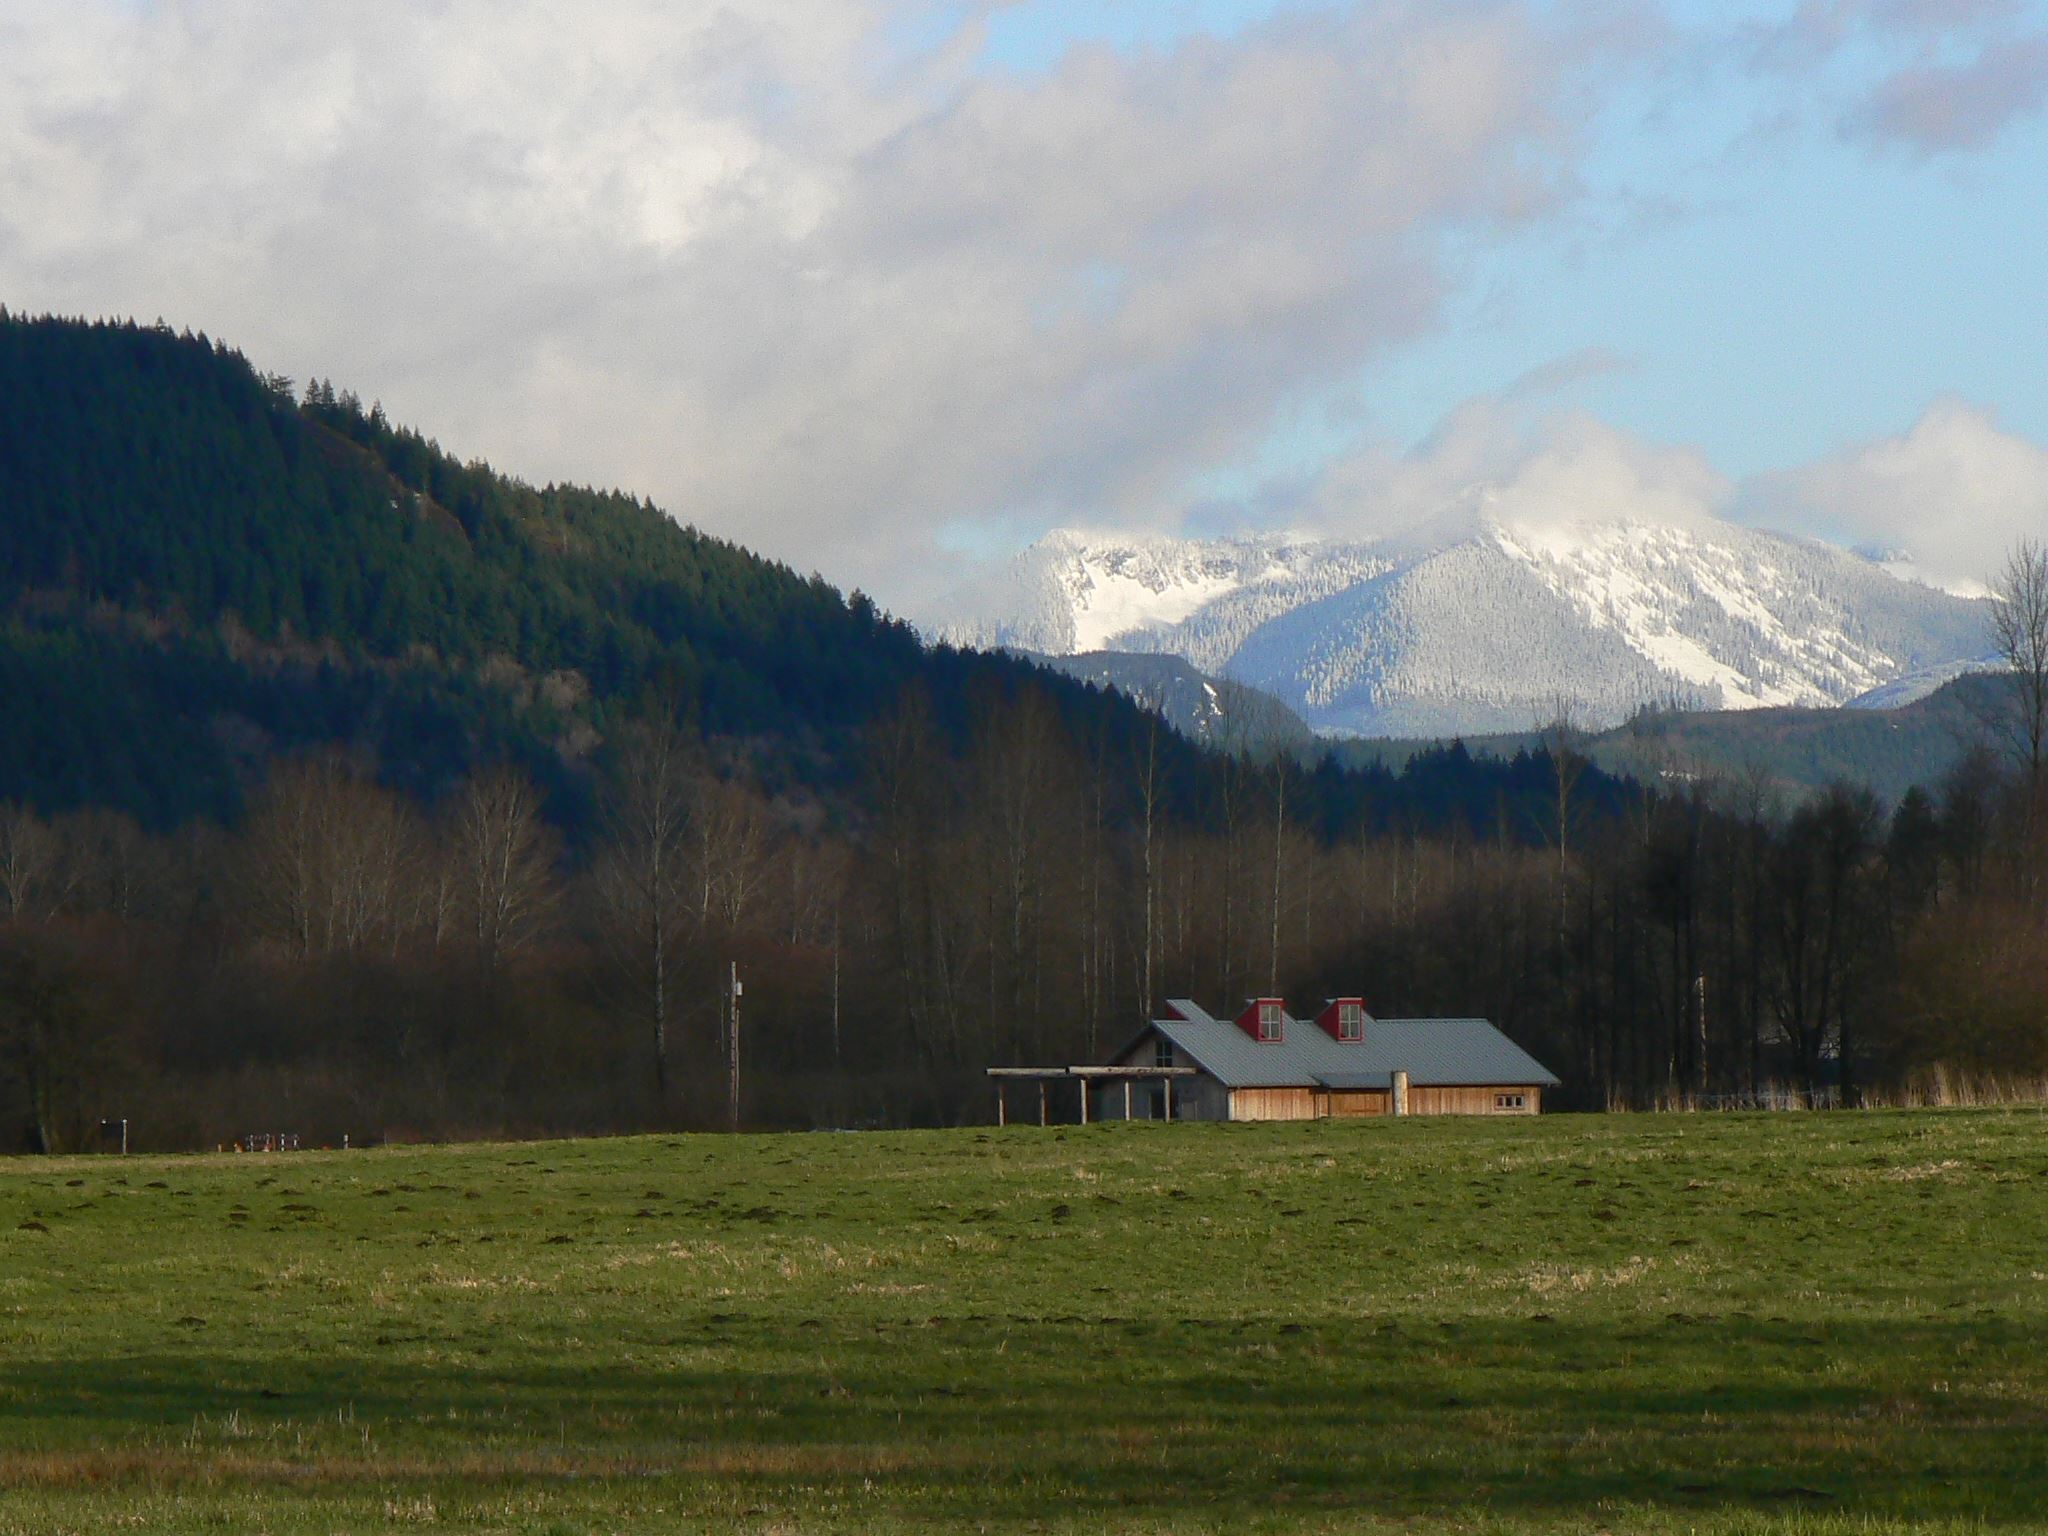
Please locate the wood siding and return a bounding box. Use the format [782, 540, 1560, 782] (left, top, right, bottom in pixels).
[1228, 1087, 1320, 1121]
[1323, 1089, 1391, 1117]
[1408, 1084, 1542, 1116]
[1224, 1084, 1542, 1120]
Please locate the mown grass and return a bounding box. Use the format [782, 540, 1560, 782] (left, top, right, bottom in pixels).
[3, 1110, 2047, 1532]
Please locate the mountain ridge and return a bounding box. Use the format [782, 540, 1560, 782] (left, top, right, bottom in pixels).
[928, 512, 1992, 737]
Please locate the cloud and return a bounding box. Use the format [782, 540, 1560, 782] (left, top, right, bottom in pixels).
[1500, 346, 1640, 402]
[1747, 399, 2048, 591]
[1748, 0, 2023, 68]
[1742, 0, 2048, 153]
[1252, 383, 2046, 605]
[1847, 32, 2048, 150]
[1279, 392, 1727, 548]
[0, 0, 1594, 608]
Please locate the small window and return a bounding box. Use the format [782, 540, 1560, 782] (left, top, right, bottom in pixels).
[1153, 1038, 1175, 1069]
[1494, 1093, 1526, 1111]
[1257, 1002, 1283, 1042]
[1337, 1001, 1364, 1041]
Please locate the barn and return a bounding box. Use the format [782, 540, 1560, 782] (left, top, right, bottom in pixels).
[991, 996, 1561, 1124]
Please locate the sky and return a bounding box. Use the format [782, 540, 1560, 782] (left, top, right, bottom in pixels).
[2, 0, 2044, 609]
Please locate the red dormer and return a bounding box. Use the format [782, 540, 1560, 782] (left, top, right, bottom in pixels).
[1235, 998, 1286, 1043]
[1316, 997, 1368, 1043]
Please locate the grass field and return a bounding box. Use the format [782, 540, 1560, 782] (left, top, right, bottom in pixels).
[4, 1111, 2047, 1534]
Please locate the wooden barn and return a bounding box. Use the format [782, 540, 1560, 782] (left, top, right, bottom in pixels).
[1133, 998, 1559, 1121]
[991, 997, 1560, 1124]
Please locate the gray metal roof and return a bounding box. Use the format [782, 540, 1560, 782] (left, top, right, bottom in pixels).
[1145, 999, 1560, 1090]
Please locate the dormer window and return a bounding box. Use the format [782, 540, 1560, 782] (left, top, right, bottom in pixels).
[1337, 1001, 1364, 1042]
[1256, 1001, 1283, 1042]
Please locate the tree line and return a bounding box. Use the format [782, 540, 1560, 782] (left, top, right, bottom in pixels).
[3, 541, 2044, 1150]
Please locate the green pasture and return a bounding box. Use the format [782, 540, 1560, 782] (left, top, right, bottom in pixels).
[2, 1110, 2046, 1533]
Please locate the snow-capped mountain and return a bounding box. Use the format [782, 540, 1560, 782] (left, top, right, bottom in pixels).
[924, 507, 1992, 737]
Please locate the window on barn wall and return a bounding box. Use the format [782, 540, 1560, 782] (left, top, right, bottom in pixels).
[1338, 1001, 1364, 1041]
[1494, 1093, 1526, 1111]
[1153, 1038, 1174, 1068]
[1257, 1002, 1283, 1042]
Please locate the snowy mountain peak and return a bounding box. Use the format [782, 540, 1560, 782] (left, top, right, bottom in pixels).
[925, 511, 1991, 737]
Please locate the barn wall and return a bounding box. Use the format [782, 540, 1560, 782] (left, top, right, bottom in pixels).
[1325, 1089, 1391, 1117]
[1408, 1084, 1542, 1116]
[1174, 1076, 1230, 1122]
[1228, 1087, 1320, 1121]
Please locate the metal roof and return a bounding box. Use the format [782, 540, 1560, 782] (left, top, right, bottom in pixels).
[1148, 999, 1560, 1090]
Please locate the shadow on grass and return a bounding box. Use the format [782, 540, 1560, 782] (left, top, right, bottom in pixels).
[0, 1315, 2034, 1524]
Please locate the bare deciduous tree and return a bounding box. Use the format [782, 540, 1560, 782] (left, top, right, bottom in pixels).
[0, 804, 71, 921]
[1990, 537, 2048, 839]
[593, 726, 697, 1111]
[240, 758, 420, 957]
[453, 767, 560, 970]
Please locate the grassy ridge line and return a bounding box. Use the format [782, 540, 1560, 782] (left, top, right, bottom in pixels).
[1, 1113, 2045, 1533]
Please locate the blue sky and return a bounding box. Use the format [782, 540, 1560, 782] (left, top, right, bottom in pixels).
[3, 1, 2043, 599]
[982, 0, 2048, 484]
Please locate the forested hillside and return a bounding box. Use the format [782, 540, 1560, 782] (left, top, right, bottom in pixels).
[1, 314, 2044, 1149]
[1333, 673, 2022, 806]
[0, 312, 974, 823]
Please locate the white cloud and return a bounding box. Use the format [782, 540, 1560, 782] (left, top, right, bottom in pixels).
[1286, 395, 1725, 547]
[1249, 383, 2044, 602]
[1749, 399, 2048, 591]
[0, 0, 1591, 608]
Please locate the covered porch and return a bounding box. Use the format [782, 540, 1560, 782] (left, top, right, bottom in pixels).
[985, 1065, 1198, 1126]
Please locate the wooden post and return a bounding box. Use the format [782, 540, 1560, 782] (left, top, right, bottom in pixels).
[1038, 1081, 1048, 1127]
[1080, 1076, 1090, 1125]
[727, 961, 742, 1134]
[997, 1082, 1006, 1127]
[1392, 1069, 1410, 1117]
[1124, 1080, 1133, 1120]
[1163, 1074, 1174, 1121]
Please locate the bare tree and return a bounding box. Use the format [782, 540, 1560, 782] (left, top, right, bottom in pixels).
[1265, 750, 1291, 994]
[239, 759, 420, 957]
[592, 726, 696, 1111]
[453, 767, 560, 971]
[1126, 681, 1169, 1017]
[0, 804, 69, 921]
[1990, 537, 2048, 850]
[67, 810, 158, 921]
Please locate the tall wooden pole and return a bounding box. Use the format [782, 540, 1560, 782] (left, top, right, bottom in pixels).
[727, 961, 742, 1133]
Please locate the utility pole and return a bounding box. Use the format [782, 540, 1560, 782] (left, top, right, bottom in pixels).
[727, 961, 742, 1133]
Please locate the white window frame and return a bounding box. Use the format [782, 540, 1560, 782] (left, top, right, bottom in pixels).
[1337, 1002, 1364, 1042]
[1494, 1092, 1526, 1111]
[1257, 1002, 1283, 1042]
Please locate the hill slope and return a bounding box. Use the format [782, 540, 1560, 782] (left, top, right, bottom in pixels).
[1332, 671, 2018, 805]
[0, 315, 1188, 824]
[1016, 648, 1314, 750]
